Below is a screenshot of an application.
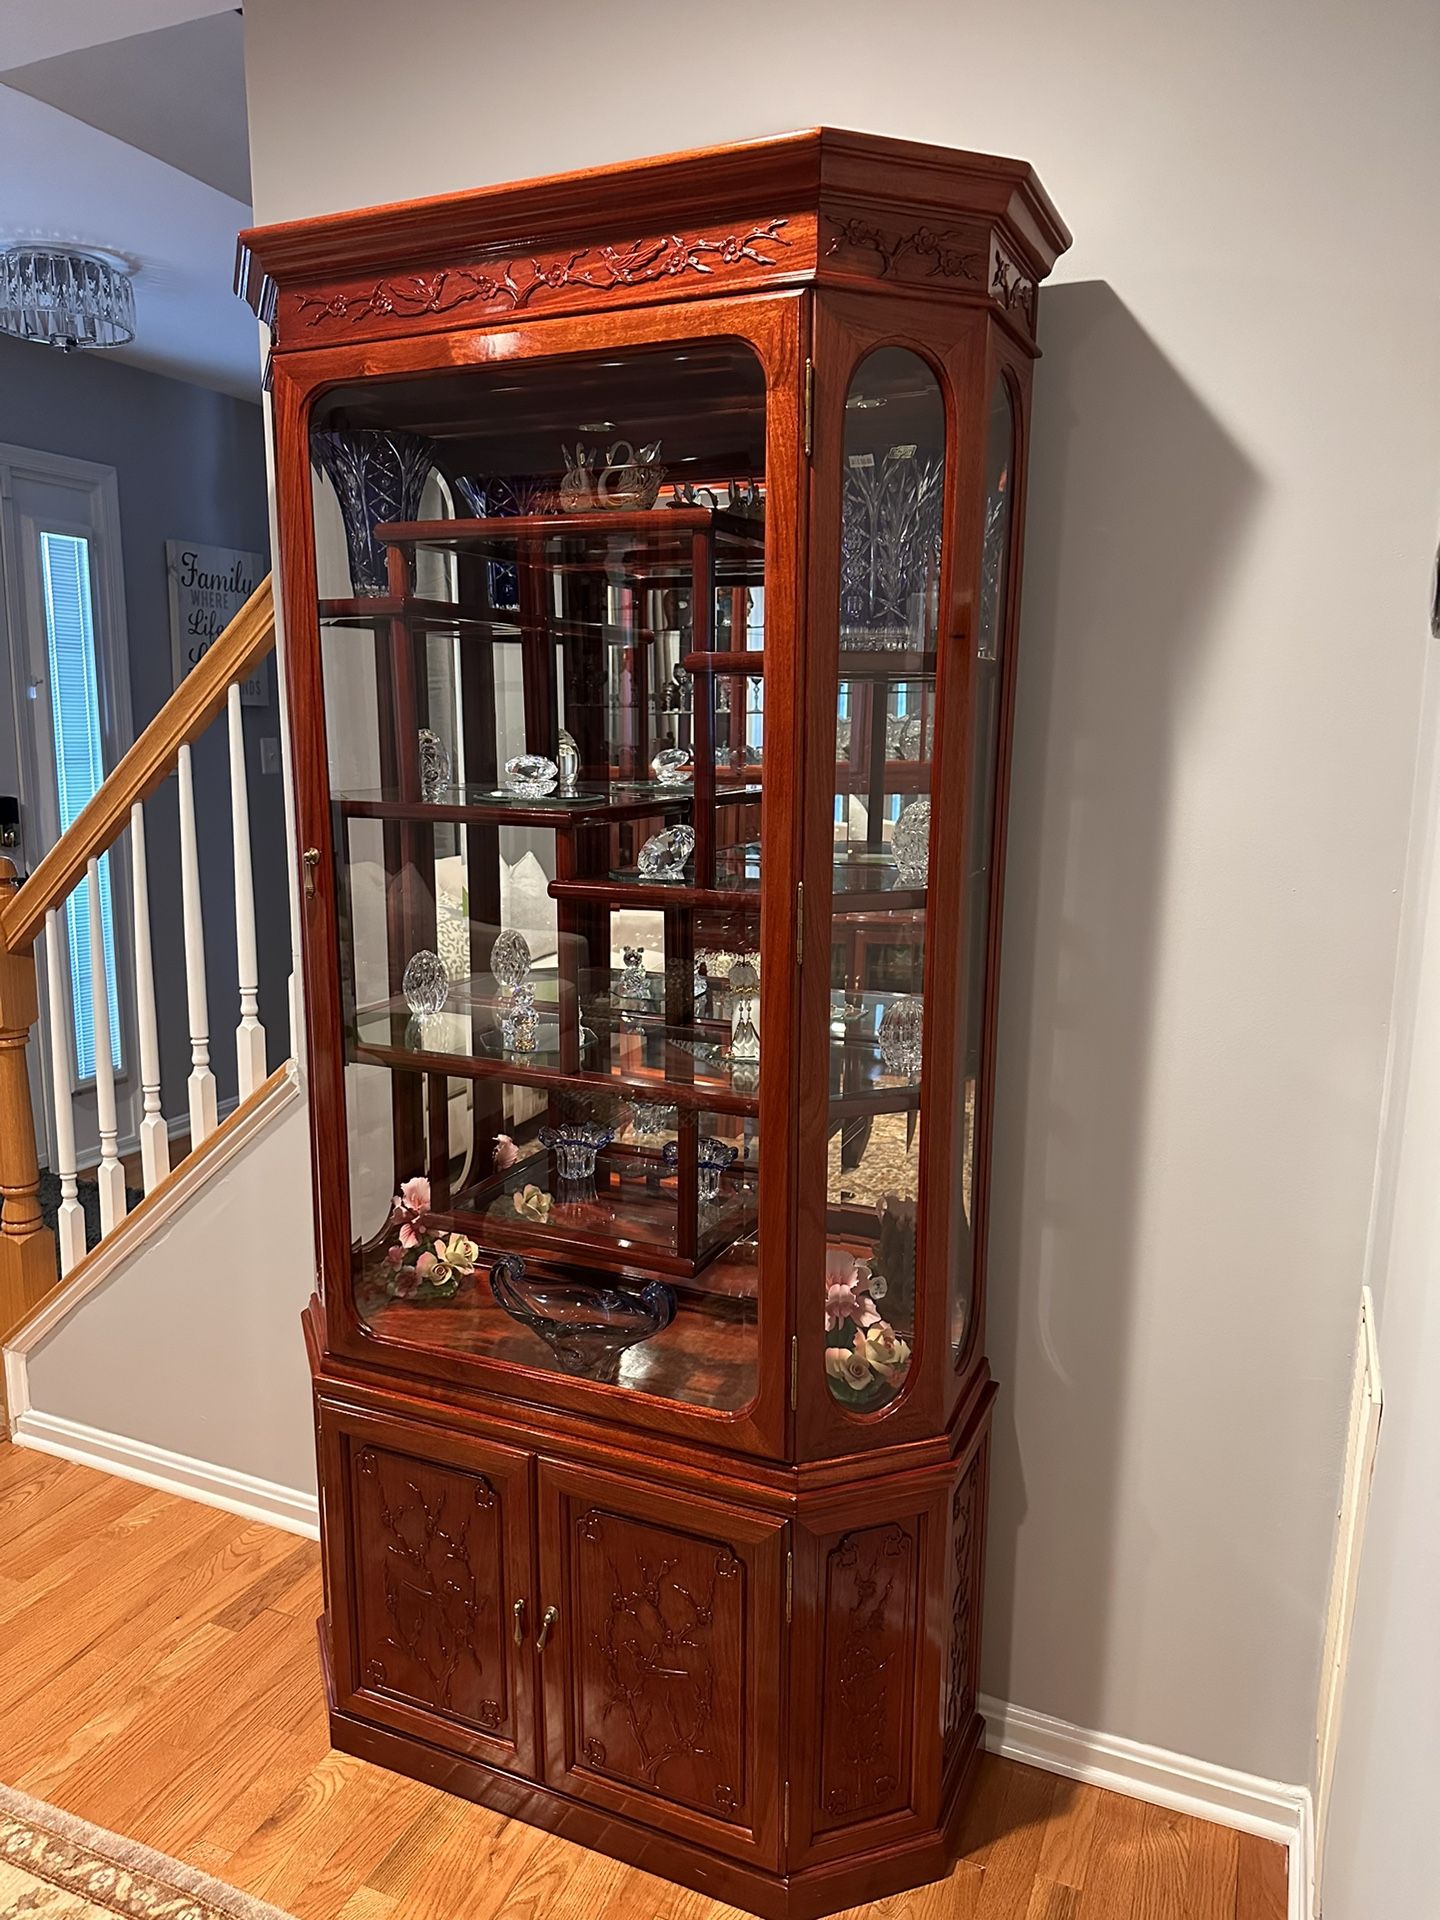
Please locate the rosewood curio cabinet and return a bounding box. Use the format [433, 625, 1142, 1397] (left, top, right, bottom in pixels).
[239, 129, 1069, 1919]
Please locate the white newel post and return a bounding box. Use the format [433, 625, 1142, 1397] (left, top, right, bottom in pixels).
[228, 683, 267, 1098]
[177, 742, 218, 1144]
[129, 801, 170, 1191]
[85, 858, 126, 1235]
[42, 907, 88, 1272]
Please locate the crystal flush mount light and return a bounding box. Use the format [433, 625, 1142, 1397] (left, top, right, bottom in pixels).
[0, 246, 136, 352]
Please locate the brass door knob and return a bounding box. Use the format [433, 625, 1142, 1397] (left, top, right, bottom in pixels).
[536, 1604, 559, 1652]
[512, 1598, 526, 1646]
[302, 848, 320, 897]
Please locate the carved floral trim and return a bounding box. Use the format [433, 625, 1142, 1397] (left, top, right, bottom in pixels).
[292, 221, 791, 330]
[990, 248, 1035, 325]
[825, 214, 982, 284]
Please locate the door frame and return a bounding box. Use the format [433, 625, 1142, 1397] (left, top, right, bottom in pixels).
[0, 440, 137, 1163]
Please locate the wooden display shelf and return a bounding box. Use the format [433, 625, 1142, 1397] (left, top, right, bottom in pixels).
[684, 650, 766, 675]
[836, 647, 938, 679]
[375, 503, 763, 545]
[350, 1026, 762, 1117]
[335, 786, 686, 828]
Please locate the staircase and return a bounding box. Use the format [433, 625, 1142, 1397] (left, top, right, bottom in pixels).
[0, 576, 288, 1408]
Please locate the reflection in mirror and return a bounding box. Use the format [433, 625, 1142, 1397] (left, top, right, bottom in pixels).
[825, 347, 945, 1413]
[951, 377, 1015, 1360]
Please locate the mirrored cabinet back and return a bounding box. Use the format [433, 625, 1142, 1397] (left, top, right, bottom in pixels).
[239, 128, 1070, 1919]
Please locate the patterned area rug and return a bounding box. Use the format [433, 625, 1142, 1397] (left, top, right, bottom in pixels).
[0, 1785, 296, 1920]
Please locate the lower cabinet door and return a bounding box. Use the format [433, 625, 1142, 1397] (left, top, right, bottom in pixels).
[320, 1404, 539, 1779]
[536, 1459, 786, 1867]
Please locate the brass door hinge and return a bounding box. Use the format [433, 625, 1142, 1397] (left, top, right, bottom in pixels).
[783, 1780, 791, 1846]
[790, 1334, 798, 1410]
[803, 358, 814, 459]
[785, 1547, 794, 1624]
[795, 879, 804, 968]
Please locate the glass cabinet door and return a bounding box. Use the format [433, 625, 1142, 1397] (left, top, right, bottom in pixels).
[821, 347, 946, 1415]
[307, 340, 775, 1420]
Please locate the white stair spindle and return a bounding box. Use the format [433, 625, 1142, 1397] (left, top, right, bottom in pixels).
[178, 742, 218, 1144]
[43, 907, 88, 1272]
[228, 683, 266, 1098]
[129, 801, 170, 1191]
[86, 858, 126, 1234]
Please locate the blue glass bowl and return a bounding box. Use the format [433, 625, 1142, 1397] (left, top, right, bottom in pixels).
[489, 1254, 675, 1381]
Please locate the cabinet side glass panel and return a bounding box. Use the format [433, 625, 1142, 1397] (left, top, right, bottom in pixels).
[951, 377, 1015, 1359]
[310, 344, 768, 1414]
[823, 348, 944, 1414]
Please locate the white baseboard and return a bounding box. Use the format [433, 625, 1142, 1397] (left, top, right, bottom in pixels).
[10, 1408, 319, 1540]
[981, 1695, 1315, 1920]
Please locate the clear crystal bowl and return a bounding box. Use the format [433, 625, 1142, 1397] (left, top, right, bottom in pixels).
[489, 1253, 676, 1381]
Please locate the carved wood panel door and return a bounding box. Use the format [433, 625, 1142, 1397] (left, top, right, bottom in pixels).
[535, 1459, 787, 1867]
[321, 1405, 539, 1778]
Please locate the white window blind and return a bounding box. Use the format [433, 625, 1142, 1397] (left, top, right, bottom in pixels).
[39, 529, 122, 1078]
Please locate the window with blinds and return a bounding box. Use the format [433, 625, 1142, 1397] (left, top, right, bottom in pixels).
[39, 529, 123, 1080]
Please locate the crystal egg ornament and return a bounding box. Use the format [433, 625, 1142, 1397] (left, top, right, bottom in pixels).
[402, 949, 448, 1018]
[878, 995, 924, 1079]
[491, 928, 533, 993]
[892, 797, 931, 884]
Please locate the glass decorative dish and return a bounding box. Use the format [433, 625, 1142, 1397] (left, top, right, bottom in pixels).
[489, 1253, 676, 1382]
[663, 1135, 739, 1203]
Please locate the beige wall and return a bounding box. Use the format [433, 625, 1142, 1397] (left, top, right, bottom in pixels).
[237, 0, 1440, 1789]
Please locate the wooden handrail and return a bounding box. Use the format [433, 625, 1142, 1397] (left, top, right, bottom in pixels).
[0, 574, 276, 955]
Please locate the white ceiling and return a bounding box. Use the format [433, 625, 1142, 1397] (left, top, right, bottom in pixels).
[0, 1, 261, 400]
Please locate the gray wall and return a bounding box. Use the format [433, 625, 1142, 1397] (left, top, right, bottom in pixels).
[1319, 650, 1440, 1915]
[0, 330, 285, 1121]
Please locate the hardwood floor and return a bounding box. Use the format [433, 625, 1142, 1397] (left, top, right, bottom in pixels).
[0, 1445, 1289, 1920]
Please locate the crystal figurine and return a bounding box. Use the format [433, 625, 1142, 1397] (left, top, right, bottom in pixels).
[616, 946, 649, 1003]
[637, 824, 695, 880]
[500, 983, 538, 1053]
[417, 728, 450, 803]
[503, 753, 558, 797]
[557, 728, 580, 795]
[651, 746, 693, 787]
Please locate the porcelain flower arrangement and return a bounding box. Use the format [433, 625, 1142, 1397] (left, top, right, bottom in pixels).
[824, 1245, 911, 1406]
[384, 1175, 479, 1301]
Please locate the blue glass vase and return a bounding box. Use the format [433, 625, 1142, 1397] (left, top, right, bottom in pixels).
[310, 428, 434, 597]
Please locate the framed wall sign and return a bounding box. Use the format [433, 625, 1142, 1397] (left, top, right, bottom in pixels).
[167, 541, 268, 704]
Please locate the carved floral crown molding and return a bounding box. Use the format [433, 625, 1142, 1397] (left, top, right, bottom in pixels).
[279, 220, 792, 342]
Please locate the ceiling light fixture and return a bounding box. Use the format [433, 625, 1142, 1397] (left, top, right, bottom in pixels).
[0, 245, 135, 352]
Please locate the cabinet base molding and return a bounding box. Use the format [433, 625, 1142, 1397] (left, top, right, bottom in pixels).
[320, 1617, 986, 1920]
